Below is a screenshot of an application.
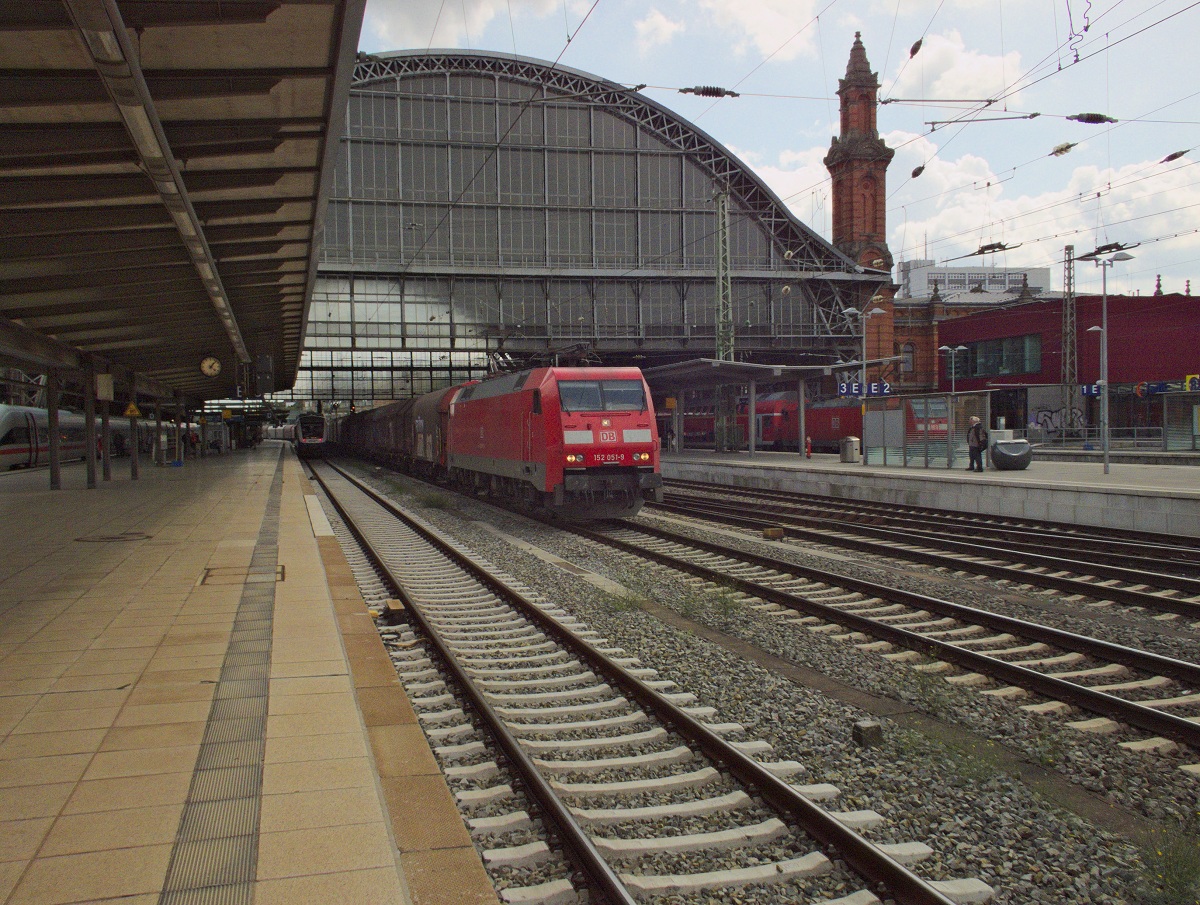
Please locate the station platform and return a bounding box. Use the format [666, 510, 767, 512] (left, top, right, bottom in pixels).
[663, 449, 1200, 538]
[0, 444, 498, 905]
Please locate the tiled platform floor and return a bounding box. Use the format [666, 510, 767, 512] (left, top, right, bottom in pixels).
[0, 444, 497, 905]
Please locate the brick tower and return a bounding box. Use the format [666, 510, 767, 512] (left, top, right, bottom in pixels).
[824, 32, 894, 271]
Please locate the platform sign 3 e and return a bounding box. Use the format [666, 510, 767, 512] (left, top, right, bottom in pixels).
[838, 381, 891, 398]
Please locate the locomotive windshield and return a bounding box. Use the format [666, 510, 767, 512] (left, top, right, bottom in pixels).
[558, 380, 646, 413]
[298, 417, 325, 439]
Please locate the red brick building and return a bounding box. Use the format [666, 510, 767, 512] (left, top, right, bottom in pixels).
[935, 292, 1199, 434]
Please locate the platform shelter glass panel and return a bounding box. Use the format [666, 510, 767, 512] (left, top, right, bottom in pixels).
[595, 212, 638, 265]
[546, 151, 591, 205]
[641, 212, 683, 267]
[544, 104, 589, 148]
[638, 154, 682, 207]
[452, 207, 499, 265]
[500, 280, 547, 336]
[548, 280, 592, 339]
[497, 101, 544, 145]
[498, 148, 545, 204]
[594, 153, 637, 207]
[499, 209, 546, 265]
[642, 283, 683, 338]
[594, 282, 638, 337]
[450, 147, 496, 203]
[349, 92, 398, 139]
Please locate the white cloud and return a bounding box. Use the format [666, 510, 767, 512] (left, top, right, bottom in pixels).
[696, 0, 821, 61]
[363, 0, 558, 52]
[885, 146, 1200, 291]
[635, 9, 684, 54]
[887, 30, 1022, 105]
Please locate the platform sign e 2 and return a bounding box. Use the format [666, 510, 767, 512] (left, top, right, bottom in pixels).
[1186, 374, 1200, 392]
[838, 381, 891, 398]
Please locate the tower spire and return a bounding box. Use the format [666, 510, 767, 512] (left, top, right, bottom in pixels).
[824, 33, 894, 270]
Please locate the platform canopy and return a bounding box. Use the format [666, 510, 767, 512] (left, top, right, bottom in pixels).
[642, 358, 830, 394]
[0, 0, 365, 402]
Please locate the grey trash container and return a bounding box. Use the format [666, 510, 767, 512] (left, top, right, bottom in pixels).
[991, 439, 1033, 471]
[839, 436, 861, 463]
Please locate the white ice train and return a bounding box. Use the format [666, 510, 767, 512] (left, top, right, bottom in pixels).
[0, 404, 223, 470]
[0, 405, 97, 468]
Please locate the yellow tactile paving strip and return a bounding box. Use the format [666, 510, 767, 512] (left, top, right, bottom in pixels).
[0, 448, 497, 905]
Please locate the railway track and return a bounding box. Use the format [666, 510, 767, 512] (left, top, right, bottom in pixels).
[664, 479, 1200, 570]
[570, 517, 1200, 767]
[657, 483, 1200, 618]
[306, 460, 993, 905]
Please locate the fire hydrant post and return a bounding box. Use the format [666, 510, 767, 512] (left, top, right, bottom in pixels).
[805, 436, 812, 459]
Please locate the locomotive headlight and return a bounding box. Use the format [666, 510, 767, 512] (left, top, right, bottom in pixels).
[566, 453, 582, 463]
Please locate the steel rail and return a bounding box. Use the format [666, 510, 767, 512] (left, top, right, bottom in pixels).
[654, 496, 1200, 617]
[307, 462, 638, 905]
[318, 461, 961, 905]
[665, 478, 1200, 558]
[664, 487, 1200, 583]
[578, 520, 1200, 750]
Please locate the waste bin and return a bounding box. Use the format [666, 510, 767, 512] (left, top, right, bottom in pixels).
[839, 436, 861, 463]
[991, 439, 1033, 470]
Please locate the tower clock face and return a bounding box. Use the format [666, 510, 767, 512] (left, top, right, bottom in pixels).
[200, 356, 222, 377]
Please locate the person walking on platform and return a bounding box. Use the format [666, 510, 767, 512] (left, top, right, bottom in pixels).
[966, 415, 988, 472]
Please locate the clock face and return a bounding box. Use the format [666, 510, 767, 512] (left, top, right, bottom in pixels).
[200, 356, 221, 377]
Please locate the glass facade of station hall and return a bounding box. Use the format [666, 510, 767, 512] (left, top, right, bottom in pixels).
[273, 51, 882, 408]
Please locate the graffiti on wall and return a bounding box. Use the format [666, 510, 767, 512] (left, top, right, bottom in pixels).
[1033, 407, 1086, 433]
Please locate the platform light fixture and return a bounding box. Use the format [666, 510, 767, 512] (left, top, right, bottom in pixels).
[1084, 250, 1134, 475]
[938, 344, 968, 395]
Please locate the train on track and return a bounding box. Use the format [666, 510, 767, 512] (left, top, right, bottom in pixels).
[264, 413, 334, 457]
[1, 404, 91, 469]
[339, 366, 663, 519]
[682, 393, 948, 452]
[293, 412, 331, 458]
[1, 405, 236, 468]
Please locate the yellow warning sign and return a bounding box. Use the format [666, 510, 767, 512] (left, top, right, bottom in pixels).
[123, 403, 141, 418]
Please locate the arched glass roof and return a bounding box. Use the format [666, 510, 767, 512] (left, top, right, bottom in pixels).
[289, 50, 888, 405]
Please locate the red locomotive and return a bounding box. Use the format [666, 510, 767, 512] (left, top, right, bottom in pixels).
[340, 366, 663, 519]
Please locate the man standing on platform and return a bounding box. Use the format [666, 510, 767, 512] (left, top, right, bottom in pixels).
[967, 416, 988, 472]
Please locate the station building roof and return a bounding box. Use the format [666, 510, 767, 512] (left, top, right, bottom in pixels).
[0, 1, 365, 403]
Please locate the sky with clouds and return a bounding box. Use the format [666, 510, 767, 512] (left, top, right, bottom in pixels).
[358, 0, 1200, 296]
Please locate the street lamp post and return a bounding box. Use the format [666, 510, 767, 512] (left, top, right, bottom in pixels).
[938, 344, 968, 395]
[844, 302, 887, 464]
[1086, 251, 1134, 475]
[938, 344, 968, 466]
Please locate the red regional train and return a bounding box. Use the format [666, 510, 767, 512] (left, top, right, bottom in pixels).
[681, 393, 948, 453]
[339, 366, 663, 519]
